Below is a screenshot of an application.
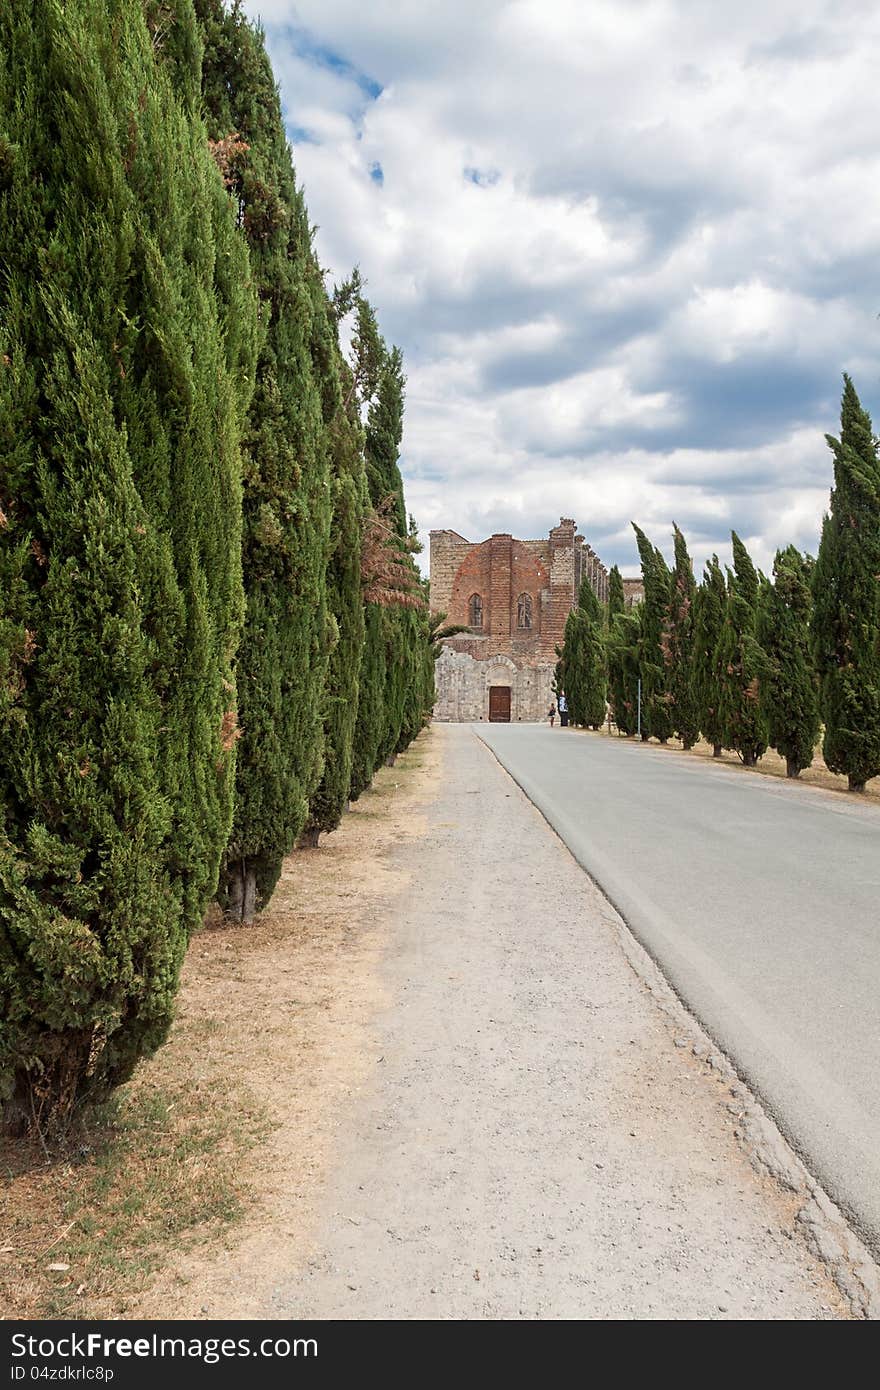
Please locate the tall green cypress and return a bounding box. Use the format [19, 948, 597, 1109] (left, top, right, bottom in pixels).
[632, 525, 674, 742]
[351, 338, 422, 779]
[559, 609, 583, 722]
[717, 533, 768, 766]
[812, 376, 880, 792]
[567, 577, 607, 727]
[606, 567, 637, 735]
[665, 525, 700, 748]
[694, 555, 727, 756]
[0, 0, 257, 1129]
[608, 566, 625, 624]
[195, 1, 337, 916]
[397, 561, 435, 752]
[757, 546, 819, 778]
[372, 350, 414, 765]
[304, 392, 367, 844]
[348, 604, 385, 800]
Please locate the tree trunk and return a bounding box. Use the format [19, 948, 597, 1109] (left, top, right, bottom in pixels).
[298, 825, 320, 849]
[226, 859, 257, 924]
[225, 859, 245, 923]
[712, 743, 722, 758]
[241, 866, 257, 925]
[849, 775, 866, 793]
[3, 1030, 91, 1140]
[786, 756, 801, 779]
[640, 732, 650, 742]
[741, 751, 757, 767]
[2, 1078, 32, 1138]
[385, 753, 397, 767]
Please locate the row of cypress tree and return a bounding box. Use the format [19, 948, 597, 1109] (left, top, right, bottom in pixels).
[0, 0, 433, 1134]
[559, 376, 880, 794]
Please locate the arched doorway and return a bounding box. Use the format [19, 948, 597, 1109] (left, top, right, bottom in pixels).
[488, 687, 511, 721]
[486, 658, 517, 722]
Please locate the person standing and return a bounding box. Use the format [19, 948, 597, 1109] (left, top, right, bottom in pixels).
[558, 691, 569, 727]
[547, 700, 557, 727]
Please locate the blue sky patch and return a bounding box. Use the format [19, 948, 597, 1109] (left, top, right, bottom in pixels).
[464, 166, 501, 188]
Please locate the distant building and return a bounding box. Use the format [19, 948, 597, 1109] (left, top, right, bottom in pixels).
[622, 576, 645, 607]
[430, 517, 637, 723]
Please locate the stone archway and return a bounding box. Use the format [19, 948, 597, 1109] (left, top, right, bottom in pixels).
[485, 657, 518, 722]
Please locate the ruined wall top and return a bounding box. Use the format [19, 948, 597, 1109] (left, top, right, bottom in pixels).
[429, 518, 612, 654]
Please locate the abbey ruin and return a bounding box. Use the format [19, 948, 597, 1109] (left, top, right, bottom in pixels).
[430, 519, 641, 723]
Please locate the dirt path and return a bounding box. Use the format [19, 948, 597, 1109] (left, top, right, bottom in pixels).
[134, 724, 868, 1319]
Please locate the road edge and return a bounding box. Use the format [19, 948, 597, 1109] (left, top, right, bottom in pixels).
[475, 728, 880, 1320]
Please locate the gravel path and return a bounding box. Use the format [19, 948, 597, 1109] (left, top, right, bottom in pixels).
[271, 726, 853, 1319]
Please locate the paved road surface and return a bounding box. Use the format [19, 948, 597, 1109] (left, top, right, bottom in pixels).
[478, 723, 880, 1255]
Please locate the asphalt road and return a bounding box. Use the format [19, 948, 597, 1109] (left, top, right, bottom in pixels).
[477, 723, 880, 1256]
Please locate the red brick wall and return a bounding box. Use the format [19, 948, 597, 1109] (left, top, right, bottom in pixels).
[489, 534, 512, 637]
[445, 535, 556, 663]
[509, 540, 549, 647]
[448, 540, 492, 629]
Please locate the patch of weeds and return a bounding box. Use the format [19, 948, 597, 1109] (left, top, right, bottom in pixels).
[0, 1074, 269, 1319]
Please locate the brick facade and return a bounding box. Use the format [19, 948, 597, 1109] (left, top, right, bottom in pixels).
[430, 519, 613, 722]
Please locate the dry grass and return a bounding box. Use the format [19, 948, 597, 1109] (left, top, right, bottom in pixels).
[0, 734, 435, 1321]
[577, 724, 880, 802]
[0, 1069, 268, 1319]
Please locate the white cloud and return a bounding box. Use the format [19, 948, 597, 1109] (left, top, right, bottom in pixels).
[243, 0, 880, 577]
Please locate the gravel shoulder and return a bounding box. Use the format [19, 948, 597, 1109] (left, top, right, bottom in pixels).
[477, 721, 880, 1265]
[270, 725, 864, 1319]
[133, 723, 872, 1319]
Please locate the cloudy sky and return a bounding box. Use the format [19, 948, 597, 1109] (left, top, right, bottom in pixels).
[244, 0, 880, 578]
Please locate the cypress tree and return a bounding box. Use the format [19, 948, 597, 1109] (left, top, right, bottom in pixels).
[417, 589, 438, 729]
[398, 555, 435, 751]
[303, 393, 367, 844]
[576, 577, 608, 727]
[606, 567, 637, 735]
[757, 546, 819, 778]
[717, 533, 768, 767]
[348, 604, 385, 801]
[665, 525, 700, 748]
[694, 556, 727, 756]
[608, 565, 625, 624]
[372, 349, 415, 765]
[195, 1, 337, 916]
[608, 613, 641, 736]
[559, 609, 584, 722]
[812, 376, 880, 792]
[632, 525, 674, 742]
[558, 577, 606, 730]
[0, 0, 257, 1129]
[351, 337, 425, 777]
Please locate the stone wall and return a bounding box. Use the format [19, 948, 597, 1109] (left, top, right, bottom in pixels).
[622, 577, 645, 606]
[433, 646, 555, 723]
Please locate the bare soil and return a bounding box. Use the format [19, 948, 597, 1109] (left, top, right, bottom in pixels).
[0, 741, 432, 1320]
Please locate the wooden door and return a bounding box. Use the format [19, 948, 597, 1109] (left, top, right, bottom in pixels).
[488, 686, 511, 722]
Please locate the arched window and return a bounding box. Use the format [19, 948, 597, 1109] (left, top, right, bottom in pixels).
[469, 593, 483, 628]
[516, 592, 532, 629]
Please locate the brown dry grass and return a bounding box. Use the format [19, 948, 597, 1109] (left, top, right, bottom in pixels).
[579, 724, 880, 802]
[0, 731, 437, 1321]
